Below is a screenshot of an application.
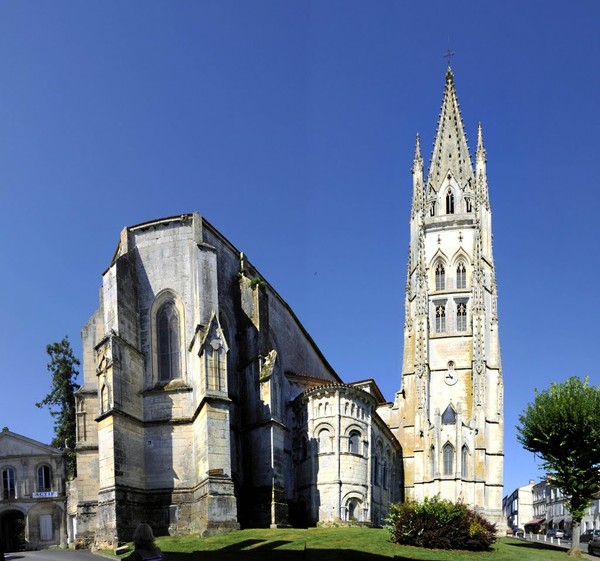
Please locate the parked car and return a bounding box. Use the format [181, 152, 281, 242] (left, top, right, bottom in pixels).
[513, 528, 524, 537]
[546, 528, 564, 538]
[582, 529, 600, 543]
[588, 532, 600, 556]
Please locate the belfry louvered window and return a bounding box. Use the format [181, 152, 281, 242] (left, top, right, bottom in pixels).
[446, 191, 455, 214]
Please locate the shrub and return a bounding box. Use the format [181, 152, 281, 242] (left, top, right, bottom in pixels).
[386, 496, 496, 551]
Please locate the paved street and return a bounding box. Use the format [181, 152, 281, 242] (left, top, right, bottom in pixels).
[4, 551, 108, 560]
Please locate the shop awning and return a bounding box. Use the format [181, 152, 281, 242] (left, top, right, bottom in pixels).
[525, 517, 545, 525]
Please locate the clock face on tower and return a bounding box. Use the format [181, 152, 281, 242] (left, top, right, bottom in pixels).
[445, 361, 457, 385]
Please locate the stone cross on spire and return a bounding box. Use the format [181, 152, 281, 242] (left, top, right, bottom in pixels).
[443, 48, 455, 68]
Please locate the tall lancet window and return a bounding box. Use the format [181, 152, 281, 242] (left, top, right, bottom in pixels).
[456, 262, 466, 289]
[157, 302, 181, 381]
[456, 302, 467, 332]
[461, 445, 469, 478]
[446, 190, 455, 214]
[442, 443, 455, 476]
[430, 446, 436, 479]
[435, 305, 446, 333]
[435, 263, 445, 291]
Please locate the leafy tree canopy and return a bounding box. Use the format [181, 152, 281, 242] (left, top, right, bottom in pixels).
[517, 376, 600, 555]
[36, 336, 80, 478]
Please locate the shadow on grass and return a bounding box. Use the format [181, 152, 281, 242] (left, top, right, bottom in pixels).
[503, 539, 569, 552]
[164, 544, 398, 561]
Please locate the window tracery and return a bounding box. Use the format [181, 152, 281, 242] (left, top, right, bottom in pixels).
[435, 263, 445, 291]
[435, 305, 446, 333]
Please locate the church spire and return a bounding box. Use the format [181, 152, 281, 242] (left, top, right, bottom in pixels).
[427, 67, 474, 191]
[411, 134, 424, 218]
[475, 121, 490, 209]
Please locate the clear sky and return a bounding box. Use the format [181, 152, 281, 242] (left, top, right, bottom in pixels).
[1, 1, 598, 501]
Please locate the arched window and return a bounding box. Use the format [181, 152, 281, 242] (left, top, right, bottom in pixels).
[157, 301, 181, 381]
[2, 468, 16, 499]
[435, 305, 446, 333]
[435, 263, 445, 291]
[465, 198, 472, 213]
[430, 201, 436, 216]
[461, 445, 469, 478]
[443, 443, 454, 476]
[456, 262, 466, 289]
[384, 450, 391, 488]
[347, 498, 362, 521]
[37, 465, 52, 492]
[442, 404, 457, 425]
[373, 455, 379, 485]
[101, 384, 109, 413]
[348, 430, 361, 455]
[457, 302, 467, 332]
[318, 428, 331, 454]
[446, 190, 455, 214]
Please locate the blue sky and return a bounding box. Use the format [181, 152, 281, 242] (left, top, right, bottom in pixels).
[1, 1, 599, 500]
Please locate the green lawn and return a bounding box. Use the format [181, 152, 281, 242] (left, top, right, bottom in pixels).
[117, 528, 575, 560]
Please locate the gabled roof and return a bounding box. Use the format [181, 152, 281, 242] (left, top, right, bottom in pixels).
[427, 67, 474, 191]
[0, 427, 62, 458]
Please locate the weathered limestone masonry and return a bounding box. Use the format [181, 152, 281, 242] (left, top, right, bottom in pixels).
[292, 381, 402, 527]
[71, 67, 504, 547]
[382, 66, 504, 527]
[73, 213, 402, 548]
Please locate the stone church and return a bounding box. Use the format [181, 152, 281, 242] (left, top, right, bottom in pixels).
[71, 67, 503, 548]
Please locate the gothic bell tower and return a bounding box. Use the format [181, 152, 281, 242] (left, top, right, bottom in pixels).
[392, 66, 503, 524]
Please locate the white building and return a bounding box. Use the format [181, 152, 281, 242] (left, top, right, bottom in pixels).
[531, 479, 600, 536]
[0, 428, 67, 552]
[502, 480, 535, 532]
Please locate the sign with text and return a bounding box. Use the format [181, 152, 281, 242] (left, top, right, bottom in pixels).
[32, 491, 58, 498]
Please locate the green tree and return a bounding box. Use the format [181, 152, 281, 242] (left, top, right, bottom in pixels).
[516, 376, 600, 556]
[36, 337, 81, 479]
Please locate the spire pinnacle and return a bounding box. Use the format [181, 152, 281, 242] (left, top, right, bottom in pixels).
[427, 68, 474, 191]
[414, 134, 422, 163]
[477, 122, 485, 153]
